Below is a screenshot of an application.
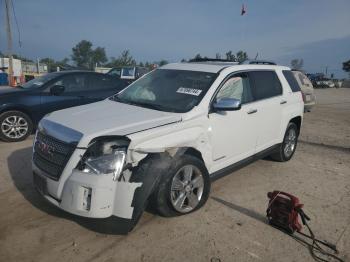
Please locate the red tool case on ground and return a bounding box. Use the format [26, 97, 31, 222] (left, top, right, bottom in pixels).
[266, 191, 303, 233]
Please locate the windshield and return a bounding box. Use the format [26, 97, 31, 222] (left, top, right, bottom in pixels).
[20, 73, 57, 89]
[112, 69, 217, 113]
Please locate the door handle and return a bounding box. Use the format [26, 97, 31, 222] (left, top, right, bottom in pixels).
[280, 100, 287, 104]
[247, 109, 257, 114]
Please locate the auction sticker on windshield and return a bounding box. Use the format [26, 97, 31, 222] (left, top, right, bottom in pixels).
[176, 87, 202, 96]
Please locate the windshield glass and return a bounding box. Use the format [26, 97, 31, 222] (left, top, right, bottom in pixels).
[113, 69, 217, 113]
[20, 73, 57, 89]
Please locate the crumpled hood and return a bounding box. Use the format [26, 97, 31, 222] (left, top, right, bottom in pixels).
[44, 99, 182, 144]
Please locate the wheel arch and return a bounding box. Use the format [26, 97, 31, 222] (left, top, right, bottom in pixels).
[289, 116, 302, 135]
[183, 147, 204, 162]
[127, 146, 208, 226]
[0, 105, 34, 124]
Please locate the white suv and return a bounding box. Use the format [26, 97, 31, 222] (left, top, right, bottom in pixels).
[32, 61, 304, 231]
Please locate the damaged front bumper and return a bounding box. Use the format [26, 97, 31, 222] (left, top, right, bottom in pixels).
[33, 165, 142, 220]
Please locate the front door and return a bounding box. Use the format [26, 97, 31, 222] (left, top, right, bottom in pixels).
[208, 72, 258, 172]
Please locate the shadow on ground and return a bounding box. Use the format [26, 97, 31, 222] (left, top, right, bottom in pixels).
[7, 146, 142, 235]
[211, 196, 267, 223]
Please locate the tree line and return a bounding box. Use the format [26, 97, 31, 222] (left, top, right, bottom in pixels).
[1, 40, 349, 77]
[39, 40, 171, 72]
[31, 40, 251, 72]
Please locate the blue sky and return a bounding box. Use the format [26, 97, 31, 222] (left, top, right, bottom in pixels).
[1, 0, 349, 77]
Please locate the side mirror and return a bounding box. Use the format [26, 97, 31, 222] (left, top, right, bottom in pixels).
[212, 98, 241, 111]
[50, 85, 65, 95]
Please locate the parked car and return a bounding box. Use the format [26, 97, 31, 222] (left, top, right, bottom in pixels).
[292, 70, 316, 112]
[107, 66, 149, 82]
[315, 79, 335, 88]
[32, 61, 303, 232]
[0, 71, 128, 142]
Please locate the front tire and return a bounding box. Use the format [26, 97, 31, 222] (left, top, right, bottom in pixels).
[154, 155, 211, 217]
[270, 122, 298, 162]
[0, 111, 33, 142]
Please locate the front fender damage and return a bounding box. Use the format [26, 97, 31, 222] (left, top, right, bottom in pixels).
[117, 152, 174, 233]
[115, 126, 212, 232]
[126, 126, 213, 168]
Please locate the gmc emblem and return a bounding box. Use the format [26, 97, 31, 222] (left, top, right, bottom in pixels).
[37, 141, 55, 157]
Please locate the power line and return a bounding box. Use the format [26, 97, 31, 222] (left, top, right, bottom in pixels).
[10, 0, 21, 48]
[4, 0, 16, 86]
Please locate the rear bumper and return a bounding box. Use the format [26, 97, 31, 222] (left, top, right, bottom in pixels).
[304, 101, 316, 112]
[33, 166, 142, 219]
[303, 93, 316, 110]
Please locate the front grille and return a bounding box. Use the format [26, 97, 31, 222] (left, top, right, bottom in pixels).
[33, 131, 76, 180]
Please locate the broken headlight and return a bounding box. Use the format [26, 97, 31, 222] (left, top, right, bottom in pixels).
[77, 137, 129, 181]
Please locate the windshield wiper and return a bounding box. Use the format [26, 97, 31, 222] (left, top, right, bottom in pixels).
[111, 95, 173, 112]
[130, 101, 166, 111]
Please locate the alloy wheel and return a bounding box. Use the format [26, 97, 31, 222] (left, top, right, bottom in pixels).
[284, 128, 296, 158]
[170, 165, 204, 213]
[1, 115, 29, 139]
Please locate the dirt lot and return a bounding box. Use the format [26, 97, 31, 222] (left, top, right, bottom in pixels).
[0, 88, 349, 262]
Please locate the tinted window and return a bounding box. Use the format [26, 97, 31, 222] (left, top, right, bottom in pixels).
[89, 74, 124, 90]
[21, 73, 58, 89]
[49, 74, 88, 92]
[249, 71, 282, 100]
[107, 68, 121, 77]
[216, 73, 253, 104]
[283, 70, 301, 92]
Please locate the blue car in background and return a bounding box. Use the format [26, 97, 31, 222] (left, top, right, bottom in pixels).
[0, 71, 128, 142]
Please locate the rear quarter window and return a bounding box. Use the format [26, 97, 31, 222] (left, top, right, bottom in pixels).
[283, 70, 301, 92]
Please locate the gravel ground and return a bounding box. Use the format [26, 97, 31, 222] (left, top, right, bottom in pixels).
[0, 88, 349, 262]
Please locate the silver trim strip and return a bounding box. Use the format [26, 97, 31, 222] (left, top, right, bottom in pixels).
[38, 119, 83, 145]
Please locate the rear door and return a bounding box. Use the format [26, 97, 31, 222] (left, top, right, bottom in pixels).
[40, 73, 89, 117]
[83, 74, 128, 104]
[248, 70, 285, 152]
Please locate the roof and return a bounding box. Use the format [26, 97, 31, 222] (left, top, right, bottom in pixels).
[160, 62, 291, 73]
[161, 63, 227, 73]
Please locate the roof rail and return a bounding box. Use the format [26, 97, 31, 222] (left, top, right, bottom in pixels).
[239, 60, 276, 65]
[188, 58, 237, 63]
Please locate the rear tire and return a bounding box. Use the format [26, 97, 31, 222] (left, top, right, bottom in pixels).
[0, 111, 33, 142]
[153, 154, 211, 217]
[270, 122, 298, 162]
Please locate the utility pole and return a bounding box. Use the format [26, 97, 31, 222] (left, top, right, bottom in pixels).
[4, 0, 14, 86]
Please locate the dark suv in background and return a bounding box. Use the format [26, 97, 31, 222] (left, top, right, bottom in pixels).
[0, 71, 128, 142]
[107, 66, 149, 82]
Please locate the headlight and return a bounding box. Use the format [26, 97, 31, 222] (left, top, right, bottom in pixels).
[77, 137, 129, 181]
